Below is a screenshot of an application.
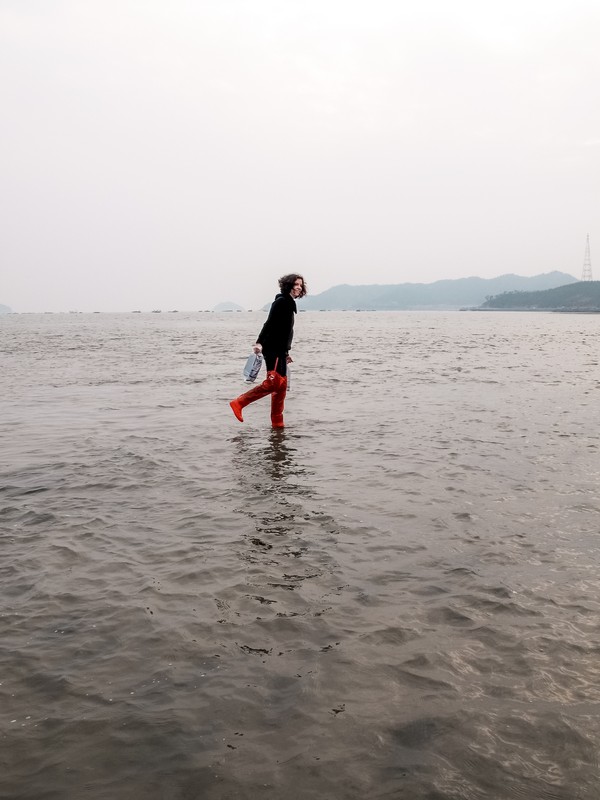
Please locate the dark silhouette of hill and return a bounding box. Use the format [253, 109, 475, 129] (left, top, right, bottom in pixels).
[481, 281, 600, 310]
[299, 272, 576, 310]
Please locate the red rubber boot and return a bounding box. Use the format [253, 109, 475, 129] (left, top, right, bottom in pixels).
[270, 375, 287, 428]
[229, 371, 279, 422]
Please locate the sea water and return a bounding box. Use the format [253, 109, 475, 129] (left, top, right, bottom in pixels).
[1, 310, 599, 799]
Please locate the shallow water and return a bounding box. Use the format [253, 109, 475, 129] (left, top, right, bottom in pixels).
[1, 310, 599, 799]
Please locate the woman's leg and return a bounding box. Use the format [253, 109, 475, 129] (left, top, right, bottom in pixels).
[229, 352, 286, 423]
[270, 377, 287, 428]
[263, 351, 287, 377]
[267, 351, 287, 428]
[229, 378, 273, 421]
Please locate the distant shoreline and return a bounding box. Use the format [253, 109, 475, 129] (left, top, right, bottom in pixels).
[463, 307, 600, 313]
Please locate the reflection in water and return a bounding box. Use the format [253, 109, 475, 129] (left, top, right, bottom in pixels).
[265, 428, 296, 483]
[230, 428, 310, 495]
[229, 430, 324, 579]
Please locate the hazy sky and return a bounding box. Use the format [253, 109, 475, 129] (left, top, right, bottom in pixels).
[2, 0, 599, 311]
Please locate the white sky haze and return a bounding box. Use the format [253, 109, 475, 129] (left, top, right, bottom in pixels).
[2, 0, 599, 311]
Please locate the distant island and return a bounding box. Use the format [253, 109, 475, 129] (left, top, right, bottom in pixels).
[298, 272, 576, 311]
[213, 301, 245, 312]
[0, 303, 12, 314]
[480, 281, 600, 312]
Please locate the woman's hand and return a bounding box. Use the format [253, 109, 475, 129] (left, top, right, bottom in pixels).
[286, 355, 293, 364]
[253, 343, 262, 354]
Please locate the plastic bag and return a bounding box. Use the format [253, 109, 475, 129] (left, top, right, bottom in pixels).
[243, 352, 263, 382]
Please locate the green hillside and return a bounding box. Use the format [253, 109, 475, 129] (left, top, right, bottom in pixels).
[300, 272, 576, 310]
[481, 282, 600, 310]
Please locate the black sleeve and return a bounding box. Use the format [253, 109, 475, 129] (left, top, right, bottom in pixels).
[256, 297, 288, 347]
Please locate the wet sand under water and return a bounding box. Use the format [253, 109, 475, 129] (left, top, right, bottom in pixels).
[1, 310, 599, 799]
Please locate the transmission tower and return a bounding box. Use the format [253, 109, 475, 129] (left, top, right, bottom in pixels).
[581, 234, 593, 281]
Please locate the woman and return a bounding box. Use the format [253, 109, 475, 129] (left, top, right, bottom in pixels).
[230, 273, 307, 428]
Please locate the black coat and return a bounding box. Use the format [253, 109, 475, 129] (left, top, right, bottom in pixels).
[256, 293, 297, 355]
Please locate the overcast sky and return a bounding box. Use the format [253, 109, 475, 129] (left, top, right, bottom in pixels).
[2, 0, 599, 312]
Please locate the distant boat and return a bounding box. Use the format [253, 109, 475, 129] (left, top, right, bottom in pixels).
[152, 310, 161, 313]
[213, 301, 245, 312]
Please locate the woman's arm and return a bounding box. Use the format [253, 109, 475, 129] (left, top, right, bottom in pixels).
[255, 296, 287, 352]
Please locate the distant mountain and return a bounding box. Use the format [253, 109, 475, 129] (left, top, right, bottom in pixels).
[481, 281, 600, 310]
[213, 301, 245, 312]
[0, 303, 12, 314]
[299, 272, 577, 310]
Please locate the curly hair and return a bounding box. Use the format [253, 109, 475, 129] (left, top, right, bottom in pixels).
[278, 273, 307, 298]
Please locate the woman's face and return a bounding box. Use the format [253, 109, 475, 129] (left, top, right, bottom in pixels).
[291, 278, 304, 298]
